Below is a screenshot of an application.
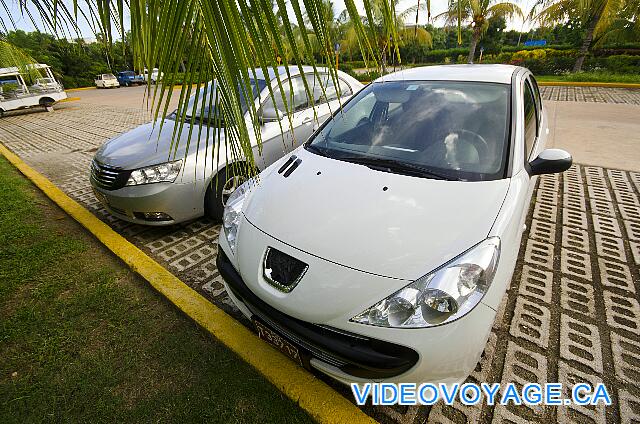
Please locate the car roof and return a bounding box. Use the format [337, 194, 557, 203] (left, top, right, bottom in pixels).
[251, 66, 331, 80]
[375, 64, 521, 84]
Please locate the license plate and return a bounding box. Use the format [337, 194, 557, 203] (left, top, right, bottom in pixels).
[253, 319, 304, 366]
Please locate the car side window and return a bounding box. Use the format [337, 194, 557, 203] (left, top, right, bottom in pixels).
[523, 80, 538, 160]
[530, 76, 542, 114]
[263, 75, 308, 114]
[312, 74, 354, 105]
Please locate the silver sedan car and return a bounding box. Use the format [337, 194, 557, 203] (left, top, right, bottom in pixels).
[90, 67, 362, 224]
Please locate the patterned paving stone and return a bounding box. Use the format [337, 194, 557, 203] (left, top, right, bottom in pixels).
[3, 100, 640, 424]
[509, 297, 551, 349]
[557, 362, 606, 423]
[603, 291, 640, 335]
[618, 389, 640, 423]
[599, 258, 635, 293]
[497, 342, 548, 419]
[529, 219, 556, 244]
[559, 315, 603, 374]
[610, 332, 640, 390]
[560, 277, 596, 319]
[562, 226, 590, 253]
[540, 86, 640, 105]
[525, 240, 555, 270]
[561, 248, 592, 281]
[518, 265, 554, 304]
[563, 207, 589, 230]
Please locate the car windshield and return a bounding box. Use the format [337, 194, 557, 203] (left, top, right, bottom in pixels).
[182, 79, 266, 122]
[37, 78, 55, 84]
[103, 74, 116, 80]
[121, 71, 134, 76]
[307, 81, 511, 181]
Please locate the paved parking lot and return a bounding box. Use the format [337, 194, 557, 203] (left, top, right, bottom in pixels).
[1, 86, 639, 423]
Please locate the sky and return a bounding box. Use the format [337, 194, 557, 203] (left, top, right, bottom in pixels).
[1, 0, 539, 41]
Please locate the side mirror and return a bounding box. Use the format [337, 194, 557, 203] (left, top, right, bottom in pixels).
[259, 106, 283, 124]
[528, 148, 572, 176]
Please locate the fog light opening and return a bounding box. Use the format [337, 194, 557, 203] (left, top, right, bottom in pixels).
[134, 211, 173, 222]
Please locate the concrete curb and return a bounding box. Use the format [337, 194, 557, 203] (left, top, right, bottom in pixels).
[65, 86, 96, 92]
[0, 142, 376, 424]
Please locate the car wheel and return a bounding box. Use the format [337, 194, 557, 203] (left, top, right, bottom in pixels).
[204, 166, 249, 222]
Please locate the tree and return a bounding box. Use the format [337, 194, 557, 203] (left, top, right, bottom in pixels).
[342, 0, 432, 72]
[437, 0, 523, 63]
[535, 0, 635, 71]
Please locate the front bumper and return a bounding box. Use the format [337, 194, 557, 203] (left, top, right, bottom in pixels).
[217, 249, 419, 379]
[90, 178, 205, 225]
[217, 223, 498, 385]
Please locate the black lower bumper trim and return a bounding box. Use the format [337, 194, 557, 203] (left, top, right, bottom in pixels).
[216, 249, 418, 379]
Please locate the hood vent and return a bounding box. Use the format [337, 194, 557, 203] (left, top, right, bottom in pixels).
[277, 155, 302, 178]
[278, 155, 296, 174]
[283, 158, 302, 177]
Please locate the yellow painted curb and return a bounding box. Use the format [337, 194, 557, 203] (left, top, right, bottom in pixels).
[0, 142, 376, 424]
[60, 97, 81, 103]
[65, 86, 96, 92]
[538, 81, 640, 89]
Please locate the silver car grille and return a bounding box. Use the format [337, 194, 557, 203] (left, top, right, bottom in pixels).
[90, 160, 130, 191]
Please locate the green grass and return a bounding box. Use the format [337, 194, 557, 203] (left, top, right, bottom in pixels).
[0, 156, 313, 423]
[536, 72, 640, 84]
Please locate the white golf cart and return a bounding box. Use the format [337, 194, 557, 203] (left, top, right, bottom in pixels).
[0, 64, 67, 117]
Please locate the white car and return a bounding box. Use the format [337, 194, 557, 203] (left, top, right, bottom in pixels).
[95, 73, 120, 88]
[217, 65, 572, 386]
[143, 68, 164, 84]
[90, 67, 362, 224]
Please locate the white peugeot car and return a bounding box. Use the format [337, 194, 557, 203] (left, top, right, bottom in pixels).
[90, 67, 361, 224]
[217, 65, 572, 385]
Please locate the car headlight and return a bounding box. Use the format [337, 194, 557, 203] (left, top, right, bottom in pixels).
[222, 178, 253, 254]
[126, 160, 182, 186]
[351, 237, 500, 328]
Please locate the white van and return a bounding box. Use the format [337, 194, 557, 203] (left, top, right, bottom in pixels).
[0, 64, 67, 116]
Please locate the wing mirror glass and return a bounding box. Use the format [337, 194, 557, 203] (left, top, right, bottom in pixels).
[528, 148, 572, 176]
[259, 106, 284, 124]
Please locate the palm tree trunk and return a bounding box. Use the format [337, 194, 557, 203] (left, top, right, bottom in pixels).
[573, 12, 601, 72]
[467, 30, 480, 63]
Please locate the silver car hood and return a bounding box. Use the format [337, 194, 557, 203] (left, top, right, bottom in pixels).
[95, 118, 215, 169]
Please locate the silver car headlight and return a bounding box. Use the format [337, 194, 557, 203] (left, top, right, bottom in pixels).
[351, 237, 500, 328]
[222, 178, 253, 254]
[126, 160, 182, 186]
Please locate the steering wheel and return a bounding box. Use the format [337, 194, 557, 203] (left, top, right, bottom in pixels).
[449, 129, 490, 164]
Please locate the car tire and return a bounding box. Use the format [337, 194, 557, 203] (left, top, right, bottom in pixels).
[204, 165, 249, 222]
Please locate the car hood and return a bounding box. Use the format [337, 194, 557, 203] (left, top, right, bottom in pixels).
[243, 148, 510, 281]
[95, 118, 212, 169]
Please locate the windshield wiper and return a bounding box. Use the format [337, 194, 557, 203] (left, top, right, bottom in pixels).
[337, 156, 458, 181]
[305, 144, 329, 157]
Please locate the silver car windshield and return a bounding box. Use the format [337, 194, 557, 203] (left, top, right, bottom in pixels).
[307, 81, 511, 181]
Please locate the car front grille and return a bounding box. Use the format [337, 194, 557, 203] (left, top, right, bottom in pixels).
[90, 160, 131, 191]
[263, 247, 308, 292]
